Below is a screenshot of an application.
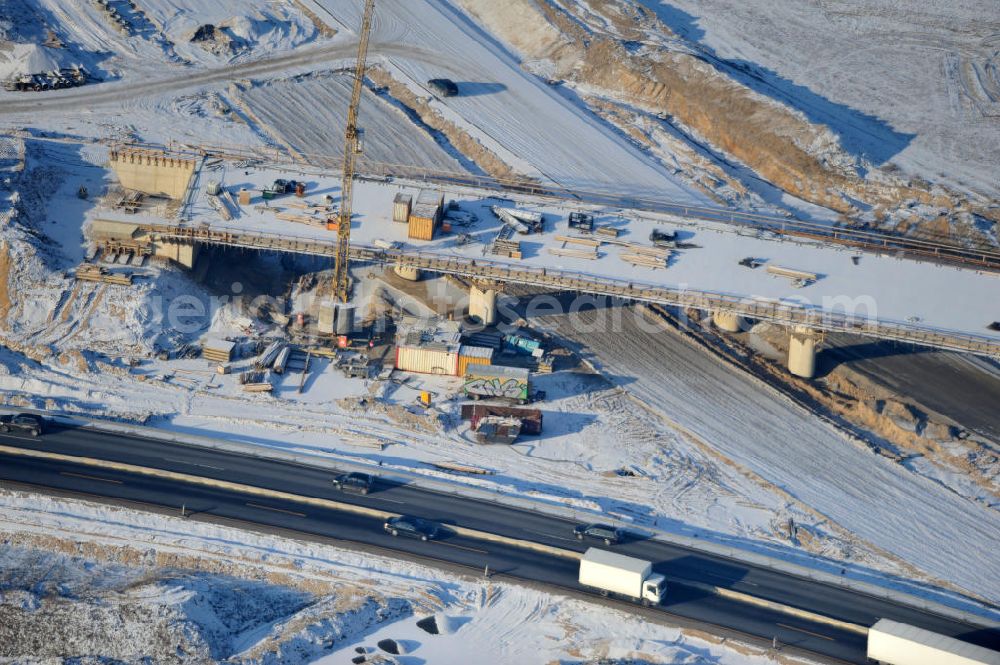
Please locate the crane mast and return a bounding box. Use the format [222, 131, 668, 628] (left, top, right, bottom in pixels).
[331, 0, 376, 303]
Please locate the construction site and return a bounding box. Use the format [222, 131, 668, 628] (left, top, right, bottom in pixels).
[1, 0, 999, 663]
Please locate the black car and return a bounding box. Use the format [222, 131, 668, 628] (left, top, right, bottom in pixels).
[573, 523, 624, 545]
[427, 78, 458, 97]
[331, 472, 374, 495]
[384, 515, 439, 541]
[0, 413, 44, 437]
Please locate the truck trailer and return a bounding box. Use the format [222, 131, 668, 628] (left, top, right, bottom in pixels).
[867, 619, 1000, 665]
[578, 548, 666, 606]
[463, 365, 530, 403]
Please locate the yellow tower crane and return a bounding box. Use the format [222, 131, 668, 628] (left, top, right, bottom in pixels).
[331, 0, 376, 303]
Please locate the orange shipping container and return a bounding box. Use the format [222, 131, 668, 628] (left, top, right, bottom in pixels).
[408, 214, 436, 240]
[457, 345, 493, 376]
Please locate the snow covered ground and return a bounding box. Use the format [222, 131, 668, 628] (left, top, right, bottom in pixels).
[634, 0, 1000, 200]
[0, 488, 801, 664]
[237, 71, 469, 172]
[532, 305, 1000, 604]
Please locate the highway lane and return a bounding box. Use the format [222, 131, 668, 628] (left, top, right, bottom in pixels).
[1, 425, 998, 659]
[0, 450, 865, 663]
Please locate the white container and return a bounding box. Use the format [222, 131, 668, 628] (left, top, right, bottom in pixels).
[867, 619, 1000, 665]
[578, 548, 666, 605]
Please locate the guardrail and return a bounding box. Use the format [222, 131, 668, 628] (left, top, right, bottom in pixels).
[149, 139, 1000, 273]
[129, 221, 1000, 357]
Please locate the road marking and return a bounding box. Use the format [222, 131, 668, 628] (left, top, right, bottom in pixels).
[777, 623, 835, 641]
[164, 457, 225, 471]
[373, 497, 406, 504]
[435, 541, 489, 555]
[245, 502, 306, 518]
[59, 471, 123, 485]
[0, 432, 42, 442]
[522, 528, 577, 542]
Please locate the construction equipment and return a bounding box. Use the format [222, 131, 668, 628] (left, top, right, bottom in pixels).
[332, 0, 377, 303]
[568, 212, 594, 231]
[649, 228, 677, 248]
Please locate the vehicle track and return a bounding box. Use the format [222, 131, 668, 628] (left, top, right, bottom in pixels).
[0, 41, 449, 116]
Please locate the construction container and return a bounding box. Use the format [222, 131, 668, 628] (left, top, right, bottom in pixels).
[461, 404, 543, 435]
[463, 365, 530, 403]
[295, 182, 306, 197]
[206, 180, 222, 196]
[396, 342, 460, 375]
[238, 188, 251, 205]
[457, 344, 494, 376]
[408, 189, 444, 240]
[392, 193, 412, 223]
[473, 416, 522, 444]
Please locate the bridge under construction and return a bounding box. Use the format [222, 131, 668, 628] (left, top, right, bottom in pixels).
[86, 144, 1000, 379]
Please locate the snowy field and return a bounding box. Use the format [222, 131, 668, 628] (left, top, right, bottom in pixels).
[635, 0, 1000, 200]
[0, 488, 801, 664]
[302, 0, 711, 199]
[237, 71, 469, 172]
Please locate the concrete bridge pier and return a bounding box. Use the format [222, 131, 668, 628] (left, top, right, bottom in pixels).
[153, 240, 199, 269]
[788, 325, 820, 379]
[712, 310, 744, 333]
[469, 284, 498, 325]
[393, 264, 422, 281]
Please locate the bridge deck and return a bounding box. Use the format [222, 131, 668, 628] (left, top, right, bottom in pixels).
[88, 162, 1000, 355]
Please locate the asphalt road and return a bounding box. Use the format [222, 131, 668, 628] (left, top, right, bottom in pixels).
[820, 333, 1000, 442]
[1, 425, 998, 664]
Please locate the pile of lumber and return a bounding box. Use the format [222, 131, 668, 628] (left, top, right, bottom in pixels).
[766, 264, 818, 287]
[489, 224, 522, 259]
[548, 235, 600, 260]
[239, 370, 272, 392]
[202, 338, 235, 363]
[284, 200, 331, 214]
[275, 211, 326, 228]
[255, 340, 287, 369]
[75, 264, 133, 285]
[207, 194, 232, 221]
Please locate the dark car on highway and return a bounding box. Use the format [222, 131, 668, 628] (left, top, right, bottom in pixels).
[384, 515, 439, 541]
[427, 78, 458, 97]
[0, 413, 45, 437]
[331, 472, 374, 495]
[573, 523, 624, 545]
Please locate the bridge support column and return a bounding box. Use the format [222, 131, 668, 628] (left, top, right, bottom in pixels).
[788, 325, 819, 379]
[712, 310, 743, 333]
[393, 264, 422, 281]
[153, 240, 199, 269]
[469, 284, 497, 326]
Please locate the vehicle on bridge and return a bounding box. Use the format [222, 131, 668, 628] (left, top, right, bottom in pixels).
[578, 547, 666, 606]
[0, 413, 45, 437]
[866, 619, 1000, 665]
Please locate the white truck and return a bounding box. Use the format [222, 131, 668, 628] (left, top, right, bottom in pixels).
[578, 547, 666, 606]
[867, 619, 1000, 665]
